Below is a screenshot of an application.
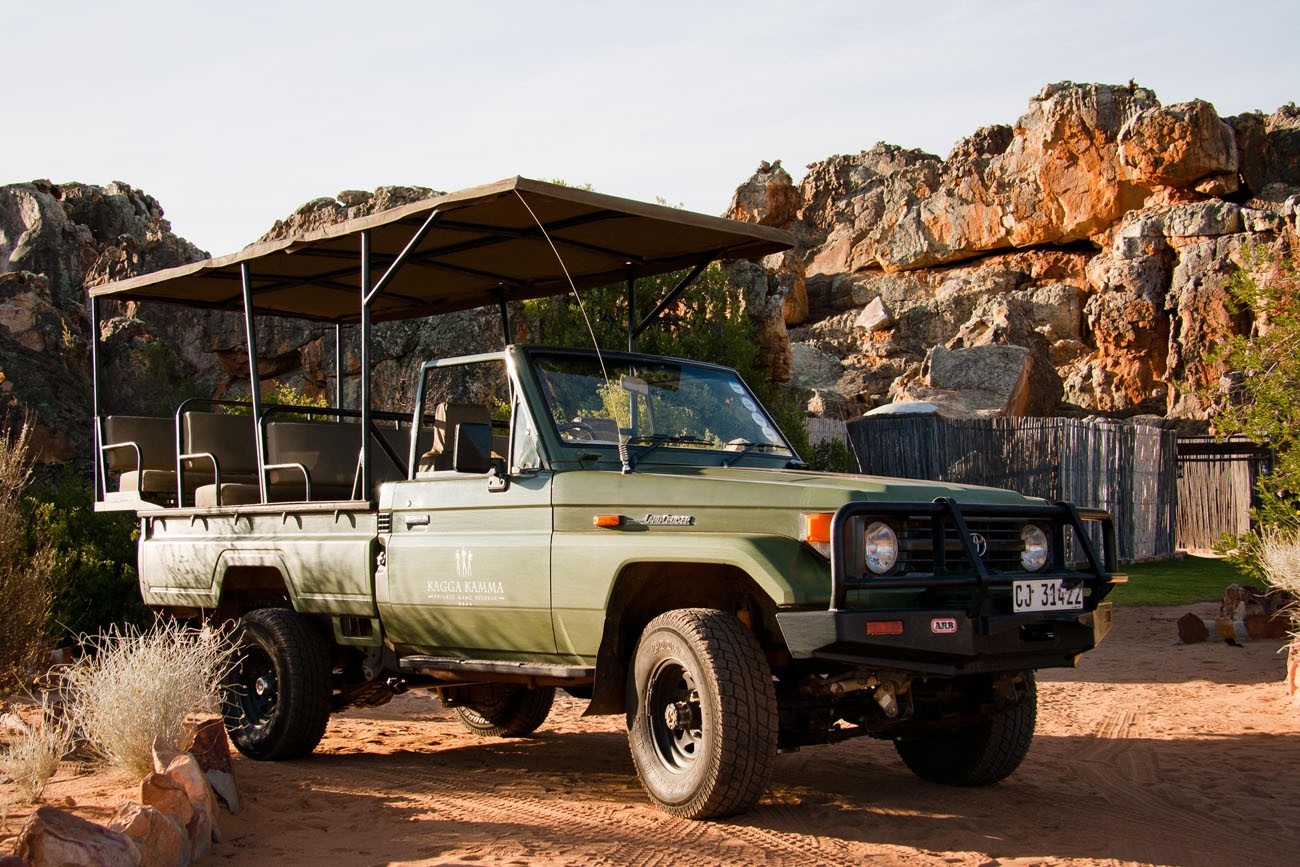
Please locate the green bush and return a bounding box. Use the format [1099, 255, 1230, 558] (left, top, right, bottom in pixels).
[23, 469, 147, 644]
[808, 437, 856, 474]
[0, 421, 60, 692]
[1211, 244, 1300, 526]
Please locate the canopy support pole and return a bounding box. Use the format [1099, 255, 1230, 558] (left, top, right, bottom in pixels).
[365, 209, 444, 306]
[90, 295, 104, 499]
[334, 324, 343, 409]
[241, 263, 268, 503]
[359, 230, 373, 501]
[496, 291, 511, 346]
[632, 261, 708, 345]
[626, 272, 637, 353]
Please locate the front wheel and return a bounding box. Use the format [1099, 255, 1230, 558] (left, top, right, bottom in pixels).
[222, 608, 332, 760]
[627, 608, 777, 819]
[893, 672, 1037, 786]
[454, 687, 555, 737]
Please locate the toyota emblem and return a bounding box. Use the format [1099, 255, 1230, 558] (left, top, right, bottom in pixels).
[969, 532, 988, 557]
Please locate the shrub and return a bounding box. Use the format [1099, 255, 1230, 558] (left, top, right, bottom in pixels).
[0, 420, 60, 693]
[23, 469, 147, 643]
[61, 620, 236, 777]
[0, 694, 74, 803]
[809, 437, 856, 474]
[1254, 528, 1300, 636]
[1211, 244, 1300, 525]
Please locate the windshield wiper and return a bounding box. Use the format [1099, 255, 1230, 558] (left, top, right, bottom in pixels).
[721, 441, 790, 467]
[625, 434, 712, 468]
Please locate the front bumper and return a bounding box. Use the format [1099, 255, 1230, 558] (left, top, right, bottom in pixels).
[776, 601, 1114, 676]
[776, 497, 1121, 677]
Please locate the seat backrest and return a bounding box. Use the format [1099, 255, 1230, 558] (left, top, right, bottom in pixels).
[423, 402, 490, 471]
[103, 416, 176, 471]
[182, 412, 258, 475]
[577, 416, 621, 442]
[266, 420, 362, 489]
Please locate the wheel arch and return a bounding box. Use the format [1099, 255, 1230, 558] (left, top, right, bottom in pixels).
[586, 561, 785, 716]
[212, 551, 300, 623]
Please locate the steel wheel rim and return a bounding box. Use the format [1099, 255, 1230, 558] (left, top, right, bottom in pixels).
[646, 658, 704, 773]
[233, 644, 278, 727]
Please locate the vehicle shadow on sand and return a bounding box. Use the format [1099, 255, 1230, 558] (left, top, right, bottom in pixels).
[225, 723, 1298, 867]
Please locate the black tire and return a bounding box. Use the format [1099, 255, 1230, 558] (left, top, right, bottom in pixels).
[222, 608, 332, 760]
[454, 687, 556, 737]
[627, 608, 777, 820]
[893, 672, 1037, 786]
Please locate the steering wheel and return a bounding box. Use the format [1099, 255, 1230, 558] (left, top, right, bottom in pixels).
[558, 421, 596, 441]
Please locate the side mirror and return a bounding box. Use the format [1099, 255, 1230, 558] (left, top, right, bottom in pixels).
[452, 423, 492, 474]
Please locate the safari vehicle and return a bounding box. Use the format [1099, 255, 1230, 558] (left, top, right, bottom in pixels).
[89, 177, 1122, 819]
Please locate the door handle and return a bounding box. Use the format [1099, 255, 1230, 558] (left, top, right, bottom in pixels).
[404, 514, 431, 528]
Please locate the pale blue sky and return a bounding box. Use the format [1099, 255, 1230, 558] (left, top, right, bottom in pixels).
[6, 0, 1297, 256]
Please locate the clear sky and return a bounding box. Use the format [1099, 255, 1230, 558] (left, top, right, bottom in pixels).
[5, 0, 1297, 256]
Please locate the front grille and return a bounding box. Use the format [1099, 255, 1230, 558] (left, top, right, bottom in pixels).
[895, 517, 1030, 575]
[828, 499, 1116, 613]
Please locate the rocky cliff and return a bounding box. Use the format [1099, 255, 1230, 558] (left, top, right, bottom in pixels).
[725, 81, 1300, 421]
[1, 81, 1296, 462]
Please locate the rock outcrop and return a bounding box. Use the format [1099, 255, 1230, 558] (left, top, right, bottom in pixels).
[728, 82, 1300, 419]
[1, 82, 1297, 450]
[0, 181, 207, 460]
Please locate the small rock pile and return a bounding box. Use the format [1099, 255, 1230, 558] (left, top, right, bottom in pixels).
[6, 719, 237, 867]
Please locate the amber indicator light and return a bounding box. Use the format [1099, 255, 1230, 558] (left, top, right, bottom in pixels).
[593, 515, 622, 528]
[803, 512, 832, 544]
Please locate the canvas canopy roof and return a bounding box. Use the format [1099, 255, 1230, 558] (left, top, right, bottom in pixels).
[89, 176, 794, 324]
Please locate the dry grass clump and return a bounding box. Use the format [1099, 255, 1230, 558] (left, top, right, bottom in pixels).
[61, 620, 236, 777]
[0, 420, 59, 693]
[1256, 528, 1300, 631]
[0, 695, 73, 803]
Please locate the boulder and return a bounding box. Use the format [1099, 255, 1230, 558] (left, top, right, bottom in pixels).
[854, 296, 895, 332]
[141, 758, 215, 863]
[723, 258, 793, 381]
[179, 718, 239, 813]
[725, 161, 800, 228]
[14, 806, 141, 867]
[789, 343, 844, 392]
[141, 772, 195, 845]
[1118, 100, 1238, 190]
[795, 82, 1158, 275]
[108, 803, 190, 867]
[256, 185, 441, 245]
[151, 739, 218, 857]
[894, 344, 1045, 418]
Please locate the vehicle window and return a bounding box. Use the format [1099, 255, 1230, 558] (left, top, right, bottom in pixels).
[415, 358, 514, 471]
[531, 352, 792, 456]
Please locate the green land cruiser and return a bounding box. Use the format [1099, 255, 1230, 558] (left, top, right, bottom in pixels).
[90, 178, 1121, 819]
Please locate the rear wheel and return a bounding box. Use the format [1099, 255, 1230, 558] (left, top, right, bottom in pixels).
[893, 672, 1037, 786]
[222, 608, 331, 760]
[627, 608, 776, 819]
[454, 687, 555, 737]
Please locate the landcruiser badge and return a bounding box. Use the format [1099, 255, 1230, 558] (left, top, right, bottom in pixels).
[931, 618, 958, 634]
[969, 532, 988, 557]
[640, 514, 695, 526]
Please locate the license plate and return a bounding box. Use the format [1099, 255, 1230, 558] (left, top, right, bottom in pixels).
[1013, 579, 1084, 612]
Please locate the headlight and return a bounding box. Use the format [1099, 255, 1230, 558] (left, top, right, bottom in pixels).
[864, 521, 899, 575]
[1021, 524, 1050, 572]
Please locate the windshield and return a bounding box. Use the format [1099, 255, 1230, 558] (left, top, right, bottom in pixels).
[528, 350, 795, 464]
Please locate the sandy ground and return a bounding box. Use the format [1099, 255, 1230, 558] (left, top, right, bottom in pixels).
[4, 603, 1299, 867]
